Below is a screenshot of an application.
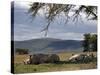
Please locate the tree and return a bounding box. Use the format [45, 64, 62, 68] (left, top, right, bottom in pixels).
[16, 48, 29, 55]
[90, 34, 97, 51]
[28, 2, 97, 36]
[83, 34, 97, 52]
[83, 33, 91, 52]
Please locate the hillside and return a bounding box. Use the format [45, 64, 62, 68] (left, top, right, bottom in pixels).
[14, 38, 83, 54]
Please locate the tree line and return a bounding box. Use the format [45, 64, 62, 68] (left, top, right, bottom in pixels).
[83, 33, 97, 52]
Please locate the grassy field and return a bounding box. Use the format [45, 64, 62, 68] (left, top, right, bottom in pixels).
[14, 52, 97, 74]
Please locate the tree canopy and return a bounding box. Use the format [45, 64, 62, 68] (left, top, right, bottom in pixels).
[83, 34, 97, 52]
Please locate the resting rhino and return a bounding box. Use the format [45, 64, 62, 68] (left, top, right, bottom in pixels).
[26, 54, 60, 65]
[68, 53, 94, 63]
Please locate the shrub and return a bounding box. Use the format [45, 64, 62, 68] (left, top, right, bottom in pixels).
[16, 48, 29, 55]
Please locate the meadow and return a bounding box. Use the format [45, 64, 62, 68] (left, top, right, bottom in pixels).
[14, 52, 97, 74]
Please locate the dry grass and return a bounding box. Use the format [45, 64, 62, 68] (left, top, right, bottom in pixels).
[13, 52, 97, 74]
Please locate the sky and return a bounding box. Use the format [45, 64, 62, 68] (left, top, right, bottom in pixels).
[13, 1, 97, 41]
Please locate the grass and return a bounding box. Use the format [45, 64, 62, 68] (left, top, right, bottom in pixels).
[13, 52, 97, 74]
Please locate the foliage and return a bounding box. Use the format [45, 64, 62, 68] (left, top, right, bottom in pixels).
[83, 34, 91, 52]
[83, 34, 97, 52]
[16, 48, 29, 55]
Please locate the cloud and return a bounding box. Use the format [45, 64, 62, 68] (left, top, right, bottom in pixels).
[13, 1, 97, 41]
[14, 1, 30, 9]
[14, 32, 45, 41]
[14, 31, 84, 41]
[48, 32, 84, 40]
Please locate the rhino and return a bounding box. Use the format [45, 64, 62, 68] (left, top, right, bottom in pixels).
[24, 54, 60, 65]
[68, 53, 95, 63]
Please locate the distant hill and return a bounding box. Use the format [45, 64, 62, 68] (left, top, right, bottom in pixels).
[14, 38, 83, 54]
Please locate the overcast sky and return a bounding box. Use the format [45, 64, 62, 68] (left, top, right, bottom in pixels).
[13, 1, 97, 41]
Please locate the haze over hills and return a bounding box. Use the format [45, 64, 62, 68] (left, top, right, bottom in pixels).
[14, 38, 83, 54]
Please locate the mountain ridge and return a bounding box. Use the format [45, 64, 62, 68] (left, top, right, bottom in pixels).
[14, 38, 83, 54]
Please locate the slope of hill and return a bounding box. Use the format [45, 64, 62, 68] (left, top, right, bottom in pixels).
[14, 38, 83, 54]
